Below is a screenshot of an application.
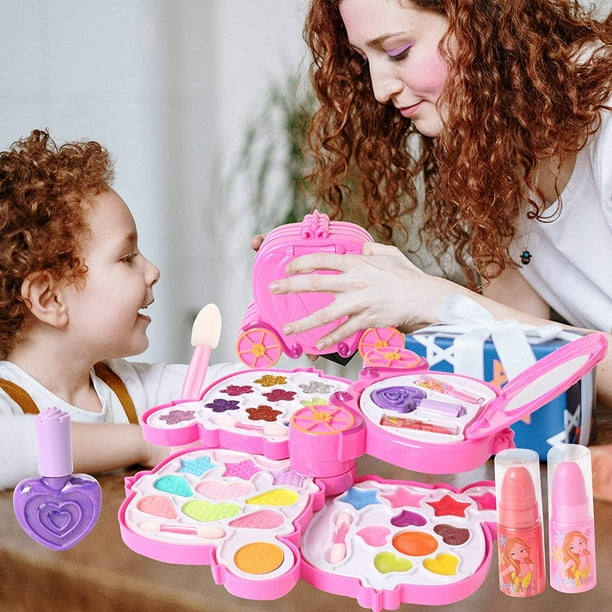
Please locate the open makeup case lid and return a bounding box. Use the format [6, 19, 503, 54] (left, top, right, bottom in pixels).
[319, 332, 608, 475]
[465, 331, 607, 437]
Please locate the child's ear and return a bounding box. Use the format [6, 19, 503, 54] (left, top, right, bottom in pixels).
[20, 271, 69, 328]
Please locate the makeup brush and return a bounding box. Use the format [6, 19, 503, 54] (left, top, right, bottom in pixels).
[181, 304, 222, 400]
[329, 511, 352, 563]
[139, 520, 226, 539]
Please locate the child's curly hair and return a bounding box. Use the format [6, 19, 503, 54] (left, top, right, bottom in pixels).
[304, 0, 612, 287]
[0, 129, 114, 358]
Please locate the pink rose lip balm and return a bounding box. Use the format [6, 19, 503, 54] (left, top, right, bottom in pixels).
[547, 443, 596, 593]
[13, 407, 102, 550]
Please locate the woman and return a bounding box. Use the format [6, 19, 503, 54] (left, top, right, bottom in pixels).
[264, 1, 612, 494]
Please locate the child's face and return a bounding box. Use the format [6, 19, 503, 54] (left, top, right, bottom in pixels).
[63, 189, 160, 360]
[340, 0, 449, 137]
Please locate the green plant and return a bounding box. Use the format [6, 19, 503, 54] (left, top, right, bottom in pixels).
[230, 71, 319, 233]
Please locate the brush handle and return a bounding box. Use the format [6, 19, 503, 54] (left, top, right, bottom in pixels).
[181, 345, 212, 399]
[140, 520, 225, 539]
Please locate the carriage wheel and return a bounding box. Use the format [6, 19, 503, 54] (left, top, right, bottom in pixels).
[236, 327, 283, 368]
[290, 404, 355, 435]
[358, 327, 404, 358]
[363, 346, 423, 369]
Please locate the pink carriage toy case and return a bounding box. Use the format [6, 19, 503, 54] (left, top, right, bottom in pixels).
[236, 210, 404, 367]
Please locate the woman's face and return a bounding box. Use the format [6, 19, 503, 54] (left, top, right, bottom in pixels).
[339, 0, 450, 137]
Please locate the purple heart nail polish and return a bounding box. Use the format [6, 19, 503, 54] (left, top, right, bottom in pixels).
[13, 407, 102, 550]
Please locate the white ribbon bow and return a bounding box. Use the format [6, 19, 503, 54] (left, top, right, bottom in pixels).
[416, 294, 570, 381]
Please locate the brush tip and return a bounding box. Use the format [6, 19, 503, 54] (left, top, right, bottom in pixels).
[191, 303, 222, 348]
[138, 520, 160, 532]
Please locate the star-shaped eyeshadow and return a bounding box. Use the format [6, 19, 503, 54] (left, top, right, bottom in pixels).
[426, 494, 472, 517]
[339, 487, 380, 510]
[179, 455, 217, 477]
[222, 459, 260, 480]
[272, 467, 308, 488]
[382, 486, 425, 508]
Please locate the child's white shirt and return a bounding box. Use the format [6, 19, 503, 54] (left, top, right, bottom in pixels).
[0, 358, 240, 490]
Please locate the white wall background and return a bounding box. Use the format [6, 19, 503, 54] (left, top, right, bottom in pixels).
[0, 0, 609, 369]
[0, 0, 310, 365]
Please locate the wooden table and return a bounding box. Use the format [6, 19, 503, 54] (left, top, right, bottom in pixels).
[2, 406, 612, 611]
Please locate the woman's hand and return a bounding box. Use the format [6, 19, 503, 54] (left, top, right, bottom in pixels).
[268, 242, 456, 352]
[251, 234, 265, 251]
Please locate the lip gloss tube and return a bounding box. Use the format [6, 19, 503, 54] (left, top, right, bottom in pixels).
[494, 448, 546, 597]
[379, 414, 457, 435]
[547, 444, 596, 593]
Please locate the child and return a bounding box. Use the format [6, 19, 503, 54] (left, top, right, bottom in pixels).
[265, 1, 612, 496]
[0, 130, 235, 490]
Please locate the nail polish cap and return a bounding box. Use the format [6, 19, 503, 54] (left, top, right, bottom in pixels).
[35, 407, 73, 477]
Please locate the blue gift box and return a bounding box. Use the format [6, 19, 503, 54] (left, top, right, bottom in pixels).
[405, 331, 596, 460]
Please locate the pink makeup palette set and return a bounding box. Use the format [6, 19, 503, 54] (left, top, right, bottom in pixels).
[117, 333, 604, 609]
[118, 213, 606, 609]
[12, 212, 606, 609]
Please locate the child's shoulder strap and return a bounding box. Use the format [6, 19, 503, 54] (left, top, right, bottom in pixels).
[93, 362, 138, 424]
[0, 378, 39, 414]
[0, 363, 139, 424]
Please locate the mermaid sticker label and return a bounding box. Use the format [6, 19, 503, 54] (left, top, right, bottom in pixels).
[547, 444, 597, 593]
[494, 449, 546, 597]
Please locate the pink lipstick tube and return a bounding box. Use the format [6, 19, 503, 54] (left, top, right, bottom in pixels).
[547, 444, 596, 593]
[494, 448, 546, 597]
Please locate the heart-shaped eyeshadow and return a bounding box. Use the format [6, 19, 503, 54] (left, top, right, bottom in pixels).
[374, 551, 414, 574]
[356, 526, 390, 547]
[433, 523, 471, 546]
[229, 509, 285, 529]
[136, 495, 178, 519]
[371, 386, 425, 412]
[245, 489, 299, 507]
[153, 475, 193, 497]
[182, 500, 241, 522]
[391, 509, 427, 527]
[423, 552, 460, 576]
[196, 480, 253, 500]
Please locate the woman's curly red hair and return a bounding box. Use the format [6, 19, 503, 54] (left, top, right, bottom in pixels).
[304, 0, 612, 286]
[0, 129, 114, 357]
